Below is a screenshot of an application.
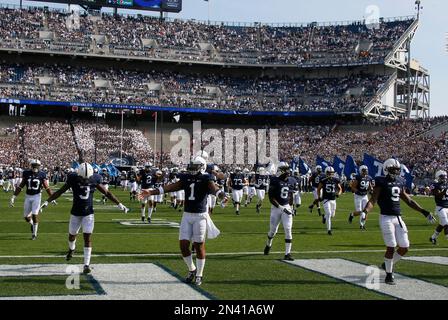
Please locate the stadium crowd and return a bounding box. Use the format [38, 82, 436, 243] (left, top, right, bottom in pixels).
[0, 64, 389, 112]
[0, 7, 414, 66]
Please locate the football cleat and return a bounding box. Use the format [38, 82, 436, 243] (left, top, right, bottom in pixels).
[147, 217, 151, 224]
[236, 210, 240, 216]
[141, 216, 145, 222]
[264, 245, 271, 255]
[360, 225, 367, 231]
[194, 276, 203, 286]
[83, 265, 92, 274]
[385, 273, 395, 285]
[348, 213, 354, 224]
[308, 205, 313, 213]
[283, 254, 294, 261]
[66, 249, 74, 261]
[185, 270, 196, 284]
[31, 235, 37, 240]
[327, 230, 332, 236]
[256, 204, 260, 214]
[430, 237, 437, 245]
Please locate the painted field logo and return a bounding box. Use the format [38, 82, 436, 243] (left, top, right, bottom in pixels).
[365, 266, 380, 290]
[65, 265, 80, 290]
[118, 219, 180, 228]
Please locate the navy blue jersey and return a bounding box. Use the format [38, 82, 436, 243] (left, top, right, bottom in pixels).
[320, 177, 340, 200]
[248, 174, 255, 187]
[22, 170, 47, 196]
[354, 174, 373, 196]
[139, 170, 155, 189]
[375, 176, 405, 216]
[311, 172, 324, 189]
[268, 177, 290, 206]
[128, 171, 137, 183]
[288, 176, 300, 193]
[255, 174, 269, 190]
[431, 182, 448, 208]
[101, 173, 110, 185]
[66, 173, 101, 217]
[230, 173, 245, 190]
[179, 173, 213, 213]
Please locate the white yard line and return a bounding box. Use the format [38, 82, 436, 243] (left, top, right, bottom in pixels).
[0, 263, 209, 300]
[404, 256, 448, 266]
[0, 248, 447, 259]
[285, 258, 448, 300]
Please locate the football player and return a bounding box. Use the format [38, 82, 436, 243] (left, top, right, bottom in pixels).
[350, 159, 434, 285]
[308, 165, 324, 216]
[206, 164, 223, 215]
[10, 160, 54, 240]
[120, 170, 128, 191]
[0, 168, 4, 191]
[128, 169, 138, 201]
[5, 167, 15, 193]
[429, 170, 448, 245]
[348, 165, 374, 230]
[100, 168, 111, 204]
[137, 163, 156, 223]
[228, 167, 247, 215]
[169, 168, 179, 209]
[263, 162, 295, 261]
[254, 167, 269, 214]
[245, 171, 256, 207]
[317, 167, 342, 235]
[138, 156, 228, 286]
[41, 163, 129, 274]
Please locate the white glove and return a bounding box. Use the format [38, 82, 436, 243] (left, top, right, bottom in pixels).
[118, 203, 129, 214]
[40, 201, 49, 213]
[9, 196, 15, 207]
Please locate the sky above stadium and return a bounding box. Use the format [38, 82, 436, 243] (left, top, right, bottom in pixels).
[2, 0, 447, 116]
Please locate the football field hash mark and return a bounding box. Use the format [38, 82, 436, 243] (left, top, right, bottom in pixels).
[285, 259, 448, 300]
[0, 264, 209, 300]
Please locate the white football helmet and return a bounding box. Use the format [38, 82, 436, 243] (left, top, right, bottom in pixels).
[187, 156, 206, 174]
[359, 165, 368, 175]
[315, 165, 322, 173]
[276, 162, 290, 177]
[383, 158, 401, 179]
[257, 167, 266, 175]
[78, 163, 94, 180]
[435, 170, 447, 182]
[195, 150, 209, 162]
[234, 167, 242, 173]
[243, 168, 250, 174]
[30, 159, 41, 173]
[325, 166, 335, 177]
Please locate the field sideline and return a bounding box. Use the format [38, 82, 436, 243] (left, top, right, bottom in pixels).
[0, 184, 447, 300]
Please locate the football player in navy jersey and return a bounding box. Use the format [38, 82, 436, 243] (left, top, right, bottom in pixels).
[137, 163, 156, 223]
[290, 169, 302, 216]
[254, 167, 269, 214]
[264, 162, 295, 261]
[139, 156, 228, 286]
[429, 170, 448, 245]
[350, 159, 434, 285]
[9, 160, 54, 240]
[228, 167, 247, 215]
[100, 168, 111, 204]
[348, 165, 374, 230]
[41, 163, 129, 274]
[308, 165, 324, 216]
[317, 167, 342, 235]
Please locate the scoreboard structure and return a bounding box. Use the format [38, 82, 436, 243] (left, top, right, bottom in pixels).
[28, 0, 182, 12]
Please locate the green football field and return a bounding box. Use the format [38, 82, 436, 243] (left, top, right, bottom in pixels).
[0, 185, 447, 300]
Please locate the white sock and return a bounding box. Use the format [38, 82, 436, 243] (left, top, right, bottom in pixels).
[393, 252, 403, 264]
[285, 242, 292, 255]
[69, 240, 76, 251]
[326, 214, 331, 231]
[148, 207, 153, 218]
[385, 258, 393, 273]
[196, 258, 205, 277]
[182, 255, 196, 272]
[83, 247, 92, 266]
[32, 223, 38, 236]
[432, 231, 440, 239]
[141, 208, 145, 218]
[266, 237, 273, 247]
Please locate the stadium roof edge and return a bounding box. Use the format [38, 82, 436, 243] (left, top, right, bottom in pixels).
[0, 3, 416, 28]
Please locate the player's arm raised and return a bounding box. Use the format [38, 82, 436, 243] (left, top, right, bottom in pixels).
[41, 183, 71, 211]
[400, 191, 435, 223]
[138, 180, 183, 199]
[96, 184, 128, 213]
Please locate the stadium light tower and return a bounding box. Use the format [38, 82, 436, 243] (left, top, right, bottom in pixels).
[415, 0, 422, 19]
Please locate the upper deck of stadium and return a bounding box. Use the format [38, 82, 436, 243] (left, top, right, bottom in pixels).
[0, 4, 416, 68]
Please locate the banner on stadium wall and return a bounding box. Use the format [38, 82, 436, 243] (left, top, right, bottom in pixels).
[362, 153, 414, 189]
[299, 158, 311, 175]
